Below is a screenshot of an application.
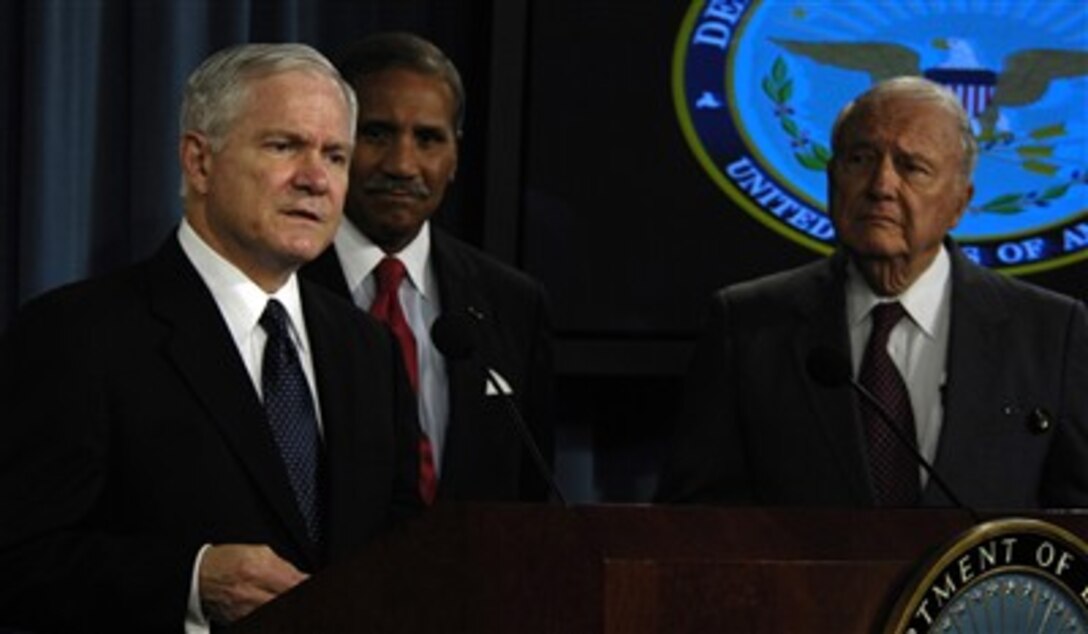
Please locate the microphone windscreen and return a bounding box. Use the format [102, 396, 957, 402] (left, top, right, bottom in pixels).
[430, 312, 478, 361]
[806, 346, 852, 388]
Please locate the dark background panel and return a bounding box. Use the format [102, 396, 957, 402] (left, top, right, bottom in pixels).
[521, 1, 819, 341]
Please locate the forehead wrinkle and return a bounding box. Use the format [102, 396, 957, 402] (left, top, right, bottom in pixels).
[356, 70, 457, 132]
[846, 113, 959, 163]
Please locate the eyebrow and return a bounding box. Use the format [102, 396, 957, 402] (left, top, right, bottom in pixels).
[359, 117, 452, 132]
[262, 128, 352, 150]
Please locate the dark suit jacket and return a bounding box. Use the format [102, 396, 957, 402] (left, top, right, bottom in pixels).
[303, 226, 554, 502]
[656, 243, 1088, 509]
[0, 236, 421, 632]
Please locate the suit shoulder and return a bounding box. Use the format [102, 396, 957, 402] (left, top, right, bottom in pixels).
[959, 258, 1085, 318]
[439, 234, 542, 288]
[9, 263, 150, 331]
[988, 268, 1079, 305]
[299, 277, 387, 339]
[713, 257, 833, 311]
[433, 230, 547, 300]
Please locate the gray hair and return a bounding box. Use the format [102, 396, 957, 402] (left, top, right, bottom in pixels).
[181, 42, 358, 150]
[335, 32, 465, 136]
[830, 76, 978, 177]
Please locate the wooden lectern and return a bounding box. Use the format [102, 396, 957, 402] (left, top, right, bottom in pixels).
[229, 505, 1088, 633]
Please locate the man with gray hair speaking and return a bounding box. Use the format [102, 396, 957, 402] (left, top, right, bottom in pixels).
[0, 43, 420, 632]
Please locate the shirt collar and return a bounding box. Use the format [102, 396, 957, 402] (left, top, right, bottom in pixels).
[334, 218, 433, 298]
[845, 245, 951, 339]
[177, 218, 308, 350]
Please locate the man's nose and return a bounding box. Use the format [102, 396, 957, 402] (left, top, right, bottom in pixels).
[380, 135, 419, 178]
[867, 154, 899, 198]
[293, 151, 331, 194]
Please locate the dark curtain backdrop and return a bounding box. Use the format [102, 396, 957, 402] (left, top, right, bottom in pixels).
[0, 0, 495, 331]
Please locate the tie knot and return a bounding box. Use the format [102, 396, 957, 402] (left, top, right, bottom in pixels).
[260, 299, 290, 339]
[374, 257, 407, 294]
[870, 301, 906, 337]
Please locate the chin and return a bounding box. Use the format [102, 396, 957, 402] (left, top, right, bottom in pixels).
[366, 198, 422, 219]
[283, 236, 331, 262]
[843, 232, 907, 258]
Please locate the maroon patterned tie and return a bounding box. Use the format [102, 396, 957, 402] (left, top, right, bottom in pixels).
[370, 257, 437, 505]
[858, 302, 920, 506]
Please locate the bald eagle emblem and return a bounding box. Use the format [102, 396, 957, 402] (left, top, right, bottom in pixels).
[772, 37, 1088, 150]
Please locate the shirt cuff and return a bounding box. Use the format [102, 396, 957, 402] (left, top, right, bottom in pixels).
[185, 544, 212, 634]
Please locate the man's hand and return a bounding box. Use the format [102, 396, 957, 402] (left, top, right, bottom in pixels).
[199, 544, 309, 624]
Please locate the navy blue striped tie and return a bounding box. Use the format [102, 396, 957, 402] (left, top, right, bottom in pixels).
[260, 299, 324, 545]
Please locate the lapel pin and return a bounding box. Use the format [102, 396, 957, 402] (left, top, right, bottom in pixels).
[1027, 407, 1052, 434]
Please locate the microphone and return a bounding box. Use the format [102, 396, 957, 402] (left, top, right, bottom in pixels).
[430, 312, 478, 362]
[431, 311, 568, 506]
[806, 346, 979, 521]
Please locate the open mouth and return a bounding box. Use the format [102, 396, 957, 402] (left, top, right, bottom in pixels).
[283, 208, 322, 223]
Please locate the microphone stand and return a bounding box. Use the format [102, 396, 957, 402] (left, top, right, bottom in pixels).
[483, 369, 568, 507]
[807, 346, 980, 523]
[849, 377, 981, 523]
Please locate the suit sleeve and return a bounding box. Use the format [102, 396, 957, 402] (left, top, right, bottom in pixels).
[655, 293, 753, 504]
[1041, 299, 1088, 506]
[0, 297, 195, 632]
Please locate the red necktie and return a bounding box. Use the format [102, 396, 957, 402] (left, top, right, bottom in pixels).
[858, 302, 920, 506]
[370, 257, 437, 505]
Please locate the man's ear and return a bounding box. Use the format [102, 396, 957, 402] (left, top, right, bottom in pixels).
[179, 132, 214, 195]
[949, 181, 974, 230]
[826, 160, 836, 208]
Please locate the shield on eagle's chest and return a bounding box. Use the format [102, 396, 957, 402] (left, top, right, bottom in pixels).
[923, 68, 998, 118]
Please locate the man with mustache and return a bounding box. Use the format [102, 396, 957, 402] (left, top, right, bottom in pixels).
[304, 33, 555, 503]
[0, 43, 420, 632]
[657, 76, 1088, 509]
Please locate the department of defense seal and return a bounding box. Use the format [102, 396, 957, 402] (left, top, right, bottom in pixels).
[884, 518, 1088, 633]
[674, 0, 1088, 274]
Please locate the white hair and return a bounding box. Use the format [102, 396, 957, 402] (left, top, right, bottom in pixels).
[831, 76, 978, 177]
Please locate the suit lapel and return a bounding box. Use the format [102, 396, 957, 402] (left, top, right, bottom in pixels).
[923, 245, 1007, 504]
[148, 238, 318, 563]
[429, 230, 492, 494]
[300, 283, 371, 561]
[793, 254, 874, 504]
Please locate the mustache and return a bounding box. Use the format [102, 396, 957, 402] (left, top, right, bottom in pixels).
[360, 175, 431, 199]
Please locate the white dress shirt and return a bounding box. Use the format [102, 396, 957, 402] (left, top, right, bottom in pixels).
[845, 245, 952, 488]
[333, 219, 450, 474]
[177, 218, 323, 633]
